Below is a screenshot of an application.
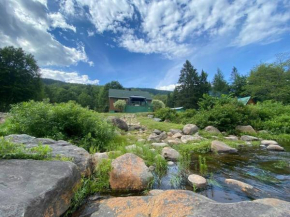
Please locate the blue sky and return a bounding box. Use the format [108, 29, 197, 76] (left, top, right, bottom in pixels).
[1, 0, 290, 90]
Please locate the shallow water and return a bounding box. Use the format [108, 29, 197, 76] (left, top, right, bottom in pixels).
[153, 141, 290, 203]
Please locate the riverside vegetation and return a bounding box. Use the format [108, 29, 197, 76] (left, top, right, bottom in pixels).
[0, 97, 290, 216]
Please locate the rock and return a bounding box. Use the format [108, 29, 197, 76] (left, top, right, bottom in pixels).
[0, 159, 81, 217]
[183, 124, 199, 135]
[92, 152, 109, 169]
[148, 115, 154, 118]
[167, 132, 173, 136]
[5, 134, 92, 176]
[261, 140, 278, 146]
[211, 140, 238, 153]
[258, 130, 268, 134]
[267, 144, 285, 151]
[128, 125, 143, 131]
[172, 132, 183, 138]
[236, 125, 256, 134]
[161, 147, 180, 161]
[152, 143, 168, 148]
[109, 117, 128, 131]
[159, 131, 167, 140]
[153, 129, 162, 135]
[154, 118, 162, 122]
[240, 135, 259, 141]
[167, 161, 174, 166]
[188, 174, 207, 189]
[224, 135, 239, 141]
[170, 129, 182, 134]
[109, 153, 153, 191]
[147, 132, 167, 142]
[147, 133, 161, 142]
[0, 112, 7, 124]
[181, 135, 202, 143]
[137, 138, 146, 143]
[147, 189, 164, 196]
[167, 139, 182, 145]
[204, 126, 221, 134]
[86, 190, 290, 217]
[225, 179, 263, 198]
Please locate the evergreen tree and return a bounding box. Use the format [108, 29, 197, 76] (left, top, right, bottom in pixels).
[212, 68, 230, 96]
[230, 67, 247, 97]
[174, 60, 210, 109]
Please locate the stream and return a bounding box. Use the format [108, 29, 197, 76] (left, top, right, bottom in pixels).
[154, 140, 290, 202]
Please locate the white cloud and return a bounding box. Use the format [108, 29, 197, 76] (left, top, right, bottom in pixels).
[49, 12, 76, 32]
[60, 0, 75, 15]
[41, 68, 99, 84]
[156, 84, 177, 91]
[69, 0, 290, 58]
[0, 0, 90, 67]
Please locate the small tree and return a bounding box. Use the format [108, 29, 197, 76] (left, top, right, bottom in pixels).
[152, 99, 165, 111]
[113, 100, 126, 112]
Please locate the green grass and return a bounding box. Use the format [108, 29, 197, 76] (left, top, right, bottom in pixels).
[137, 116, 183, 132]
[0, 137, 72, 161]
[273, 160, 289, 169]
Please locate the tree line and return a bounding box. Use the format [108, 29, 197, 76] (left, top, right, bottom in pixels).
[166, 57, 290, 109]
[1, 46, 289, 112]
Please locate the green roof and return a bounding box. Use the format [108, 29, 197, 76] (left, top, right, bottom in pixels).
[109, 89, 152, 100]
[237, 96, 251, 105]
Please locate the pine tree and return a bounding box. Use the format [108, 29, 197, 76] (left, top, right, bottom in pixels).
[212, 68, 230, 96]
[174, 60, 210, 109]
[230, 67, 247, 97]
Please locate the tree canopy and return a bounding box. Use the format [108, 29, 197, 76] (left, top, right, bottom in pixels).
[174, 60, 210, 109]
[0, 46, 43, 111]
[212, 68, 230, 96]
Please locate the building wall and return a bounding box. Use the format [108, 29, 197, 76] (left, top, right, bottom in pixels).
[109, 97, 152, 112]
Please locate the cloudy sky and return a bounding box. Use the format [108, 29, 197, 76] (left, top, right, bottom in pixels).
[1, 0, 290, 90]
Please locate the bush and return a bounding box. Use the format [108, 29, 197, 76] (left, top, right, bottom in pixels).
[155, 107, 177, 121]
[113, 100, 126, 112]
[151, 99, 165, 111]
[0, 100, 115, 151]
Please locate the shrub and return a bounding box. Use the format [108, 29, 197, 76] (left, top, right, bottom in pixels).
[113, 100, 126, 112]
[151, 99, 165, 111]
[0, 100, 115, 151]
[155, 107, 177, 121]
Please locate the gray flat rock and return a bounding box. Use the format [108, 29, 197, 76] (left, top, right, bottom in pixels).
[0, 159, 80, 217]
[4, 134, 92, 176]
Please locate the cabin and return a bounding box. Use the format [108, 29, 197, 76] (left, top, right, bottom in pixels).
[237, 96, 255, 105]
[109, 89, 153, 113]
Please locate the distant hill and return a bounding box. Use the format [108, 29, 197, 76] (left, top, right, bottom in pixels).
[41, 78, 170, 95]
[131, 88, 171, 95]
[41, 78, 66, 85]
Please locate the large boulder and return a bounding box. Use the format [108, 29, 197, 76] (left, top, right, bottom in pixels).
[0, 159, 81, 217]
[183, 124, 199, 135]
[188, 174, 207, 189]
[211, 140, 238, 153]
[85, 190, 290, 217]
[236, 125, 256, 134]
[4, 134, 92, 176]
[109, 153, 153, 191]
[204, 126, 221, 134]
[109, 117, 128, 131]
[225, 179, 264, 198]
[161, 147, 180, 161]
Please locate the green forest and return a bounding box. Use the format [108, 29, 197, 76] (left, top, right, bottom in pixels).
[1, 46, 290, 113]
